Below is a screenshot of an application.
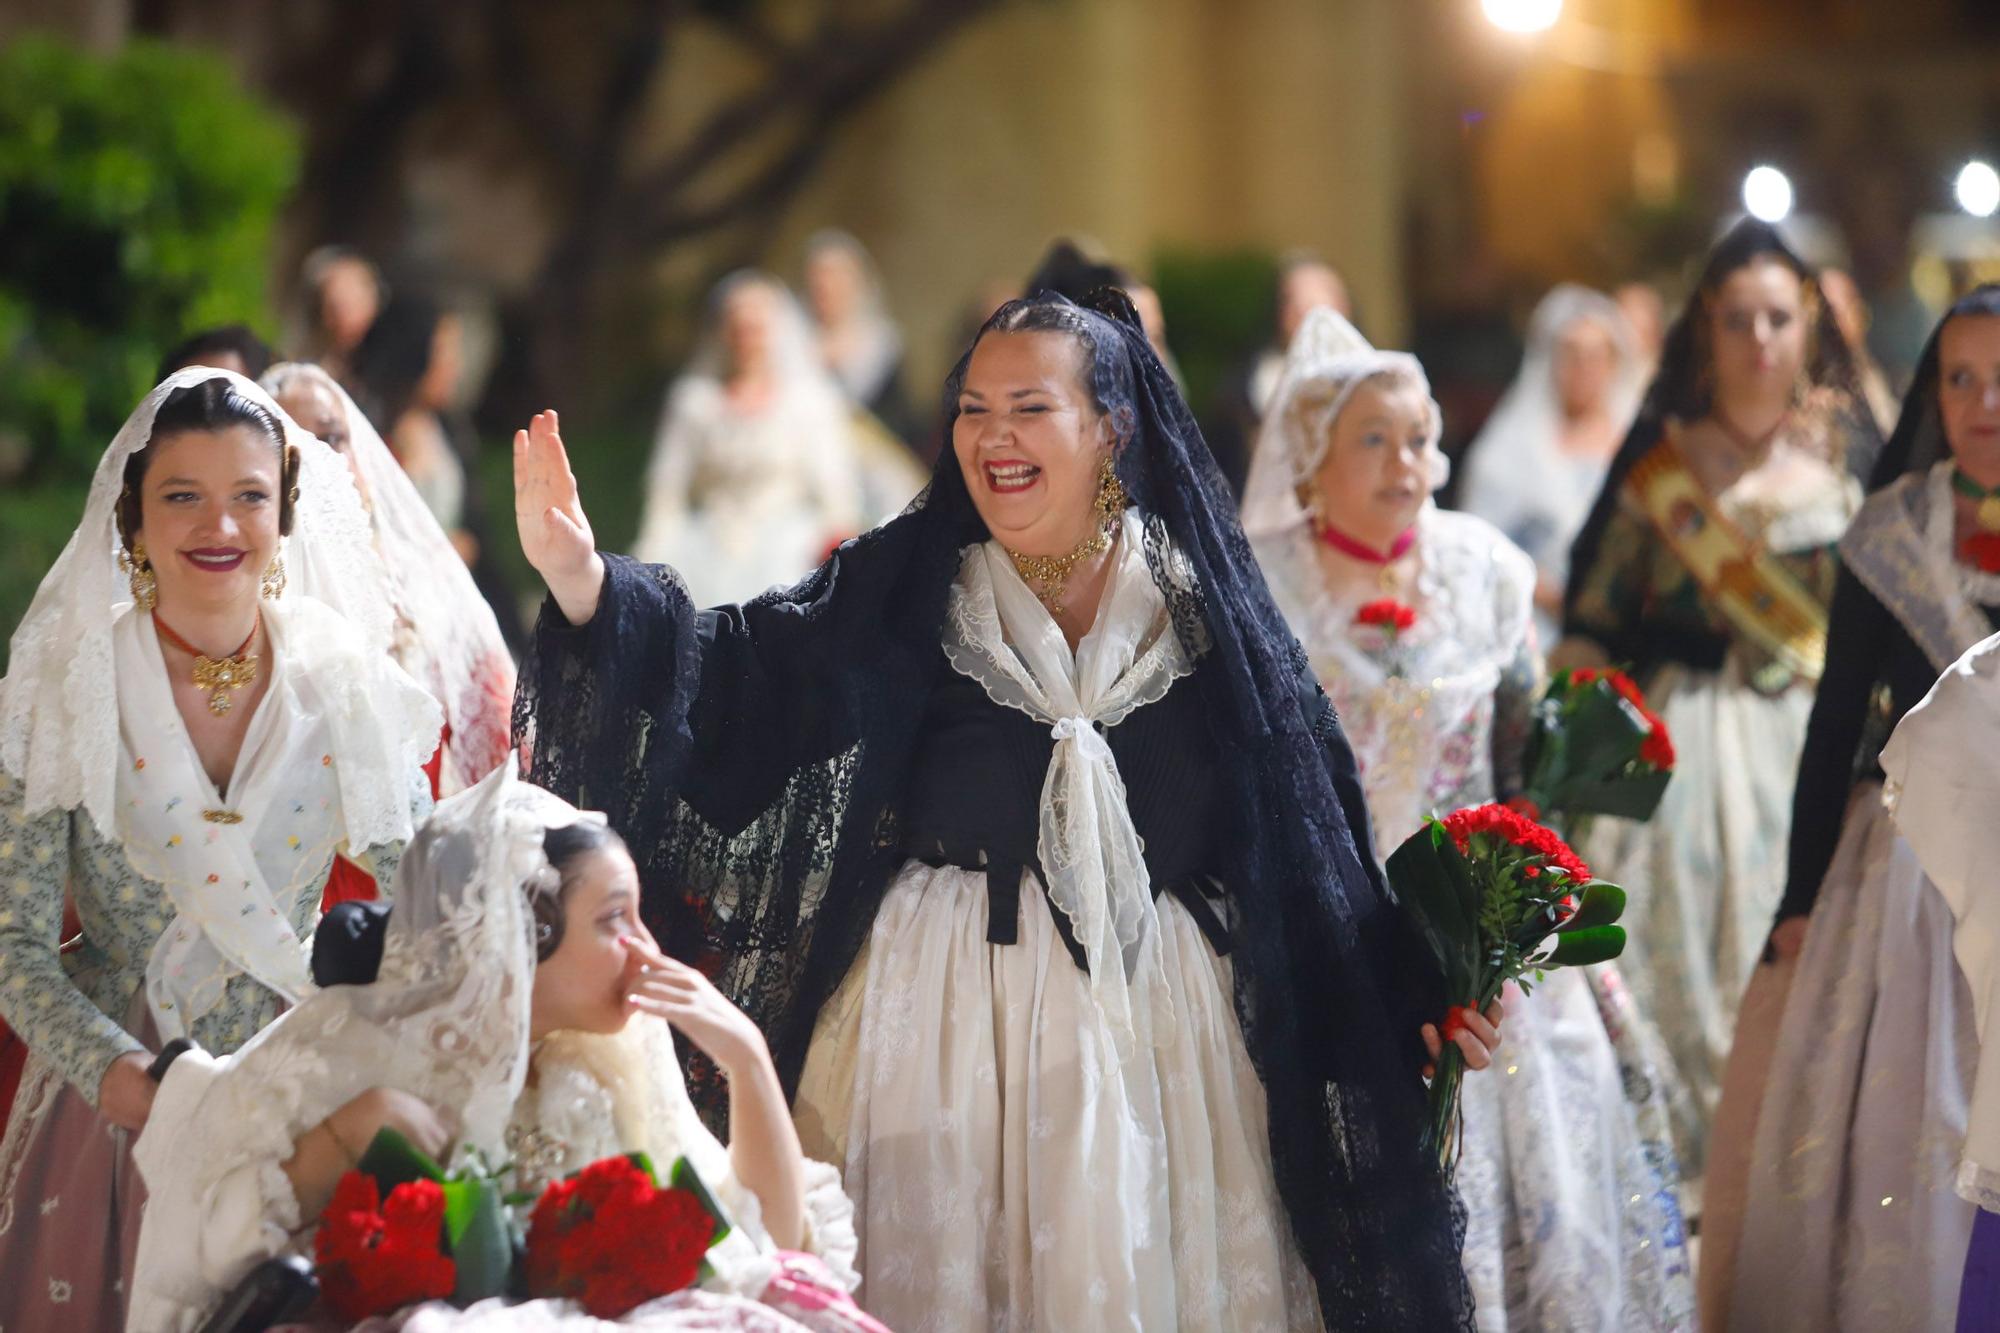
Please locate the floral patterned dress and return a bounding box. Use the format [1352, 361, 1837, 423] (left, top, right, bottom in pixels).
[1564, 427, 1858, 1183]
[1256, 503, 1697, 1332]
[0, 638, 429, 1331]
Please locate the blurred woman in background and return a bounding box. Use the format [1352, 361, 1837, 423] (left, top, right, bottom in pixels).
[634, 271, 865, 605]
[1460, 285, 1646, 646]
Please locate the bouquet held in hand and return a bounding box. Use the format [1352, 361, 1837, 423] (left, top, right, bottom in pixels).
[1386, 804, 1629, 1172]
[1516, 666, 1674, 825]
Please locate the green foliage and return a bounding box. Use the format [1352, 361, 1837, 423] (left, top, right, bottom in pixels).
[0, 34, 298, 664]
[1149, 246, 1277, 425]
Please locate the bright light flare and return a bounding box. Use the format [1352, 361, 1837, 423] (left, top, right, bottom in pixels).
[1742, 166, 1794, 223]
[1957, 161, 2000, 219]
[1482, 0, 1563, 35]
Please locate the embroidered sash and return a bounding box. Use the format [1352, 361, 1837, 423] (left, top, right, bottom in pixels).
[1627, 437, 1830, 684]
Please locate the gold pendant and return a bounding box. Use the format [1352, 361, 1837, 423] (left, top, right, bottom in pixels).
[202, 809, 243, 825]
[192, 653, 257, 717]
[1978, 494, 2000, 533]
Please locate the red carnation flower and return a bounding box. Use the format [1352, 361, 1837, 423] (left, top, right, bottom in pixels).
[1354, 599, 1417, 633]
[1568, 667, 1599, 685]
[1640, 718, 1676, 770]
[1441, 803, 1592, 882]
[315, 1173, 456, 1321]
[526, 1157, 717, 1319]
[1964, 533, 2000, 574]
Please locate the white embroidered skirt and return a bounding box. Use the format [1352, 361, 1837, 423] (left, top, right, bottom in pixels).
[793, 861, 1320, 1333]
[1575, 658, 1814, 1180]
[1455, 967, 1697, 1332]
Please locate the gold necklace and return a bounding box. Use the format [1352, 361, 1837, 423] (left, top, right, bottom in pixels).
[1006, 520, 1114, 617]
[154, 613, 260, 716]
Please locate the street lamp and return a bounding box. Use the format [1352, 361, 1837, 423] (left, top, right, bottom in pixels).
[1742, 166, 1794, 224]
[1481, 0, 1563, 35]
[1957, 161, 2000, 219]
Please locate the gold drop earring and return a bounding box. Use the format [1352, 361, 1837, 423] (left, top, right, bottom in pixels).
[260, 550, 287, 600]
[120, 540, 158, 612]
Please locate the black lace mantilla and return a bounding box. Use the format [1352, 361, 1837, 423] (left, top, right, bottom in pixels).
[516, 290, 1473, 1330]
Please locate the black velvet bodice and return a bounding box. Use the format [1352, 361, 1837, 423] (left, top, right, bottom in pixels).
[897, 654, 1232, 965]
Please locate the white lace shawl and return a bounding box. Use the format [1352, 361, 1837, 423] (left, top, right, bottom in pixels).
[1840, 461, 2000, 672]
[0, 366, 437, 853]
[1254, 505, 1536, 846]
[941, 508, 1193, 1055]
[129, 765, 857, 1330]
[262, 363, 516, 797]
[1881, 631, 2000, 1212]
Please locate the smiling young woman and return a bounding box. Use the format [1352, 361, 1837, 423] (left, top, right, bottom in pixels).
[0, 370, 438, 1329]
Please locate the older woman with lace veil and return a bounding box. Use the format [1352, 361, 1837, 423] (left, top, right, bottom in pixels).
[1556, 219, 1879, 1189]
[1458, 285, 1646, 647]
[263, 362, 516, 800]
[512, 289, 1500, 1329]
[1244, 308, 1694, 1332]
[1701, 286, 2000, 1332]
[633, 272, 868, 605]
[129, 762, 876, 1331]
[0, 369, 439, 1330]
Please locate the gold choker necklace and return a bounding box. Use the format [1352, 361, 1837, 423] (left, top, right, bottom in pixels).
[1006, 520, 1115, 617]
[154, 613, 260, 716]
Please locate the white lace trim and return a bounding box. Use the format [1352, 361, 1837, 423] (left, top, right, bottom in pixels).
[940, 509, 1190, 1056]
[1838, 463, 1997, 673]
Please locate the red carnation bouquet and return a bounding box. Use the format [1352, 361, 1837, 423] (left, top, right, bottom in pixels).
[1516, 666, 1674, 827]
[314, 1130, 733, 1321]
[524, 1152, 731, 1318]
[1386, 803, 1629, 1172]
[314, 1129, 511, 1320]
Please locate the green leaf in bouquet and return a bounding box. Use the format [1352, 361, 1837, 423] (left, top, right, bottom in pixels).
[1557, 882, 1627, 932]
[669, 1155, 735, 1246]
[625, 1150, 661, 1184]
[443, 1178, 513, 1306]
[356, 1126, 445, 1192]
[1385, 823, 1479, 997]
[1547, 924, 1626, 967]
[1551, 767, 1670, 823]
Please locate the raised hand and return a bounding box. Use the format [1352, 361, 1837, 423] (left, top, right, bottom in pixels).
[513, 409, 604, 625]
[620, 933, 770, 1080]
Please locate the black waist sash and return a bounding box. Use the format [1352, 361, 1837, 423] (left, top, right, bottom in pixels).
[901, 830, 1232, 971]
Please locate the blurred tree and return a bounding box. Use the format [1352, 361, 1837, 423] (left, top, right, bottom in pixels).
[137, 0, 1007, 420]
[0, 34, 297, 666]
[0, 34, 296, 480]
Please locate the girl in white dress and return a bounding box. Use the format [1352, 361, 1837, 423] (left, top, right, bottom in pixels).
[1246, 308, 1695, 1333]
[130, 761, 874, 1331]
